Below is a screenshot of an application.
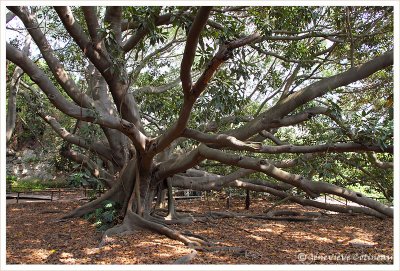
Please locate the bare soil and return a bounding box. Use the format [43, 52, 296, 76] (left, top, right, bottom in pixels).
[6, 197, 393, 264]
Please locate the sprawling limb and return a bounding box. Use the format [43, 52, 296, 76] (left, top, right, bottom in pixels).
[230, 180, 387, 218]
[180, 7, 213, 94]
[149, 33, 261, 157]
[6, 43, 146, 152]
[8, 6, 94, 107]
[53, 6, 112, 78]
[183, 128, 392, 153]
[198, 145, 393, 217]
[54, 7, 145, 134]
[230, 50, 393, 141]
[81, 7, 100, 45]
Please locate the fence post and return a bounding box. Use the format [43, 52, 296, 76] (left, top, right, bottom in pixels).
[17, 192, 20, 203]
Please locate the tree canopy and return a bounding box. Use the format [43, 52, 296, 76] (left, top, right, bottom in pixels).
[6, 5, 394, 250]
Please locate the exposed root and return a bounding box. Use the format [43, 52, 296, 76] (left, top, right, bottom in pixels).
[181, 230, 210, 243]
[61, 158, 137, 220]
[101, 210, 211, 249]
[265, 210, 321, 221]
[147, 213, 194, 225]
[60, 183, 120, 219]
[206, 210, 322, 222]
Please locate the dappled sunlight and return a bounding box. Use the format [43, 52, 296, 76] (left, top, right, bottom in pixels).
[21, 248, 52, 262]
[6, 199, 393, 264]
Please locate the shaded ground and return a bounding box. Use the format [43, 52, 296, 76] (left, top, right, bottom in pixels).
[6, 197, 393, 264]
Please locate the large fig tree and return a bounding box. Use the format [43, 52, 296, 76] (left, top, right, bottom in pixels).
[6, 6, 393, 248]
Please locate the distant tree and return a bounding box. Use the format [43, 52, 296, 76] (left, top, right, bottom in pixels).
[6, 6, 393, 248]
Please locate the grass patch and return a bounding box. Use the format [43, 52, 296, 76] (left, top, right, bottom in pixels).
[11, 177, 68, 192]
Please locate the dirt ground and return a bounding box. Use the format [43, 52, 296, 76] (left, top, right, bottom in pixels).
[6, 197, 394, 265]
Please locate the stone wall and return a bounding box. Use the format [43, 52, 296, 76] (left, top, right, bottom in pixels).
[6, 149, 55, 181]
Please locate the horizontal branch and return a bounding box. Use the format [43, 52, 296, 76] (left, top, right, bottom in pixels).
[269, 107, 329, 128]
[198, 145, 393, 217]
[230, 181, 386, 218]
[170, 168, 254, 191]
[184, 127, 393, 154]
[200, 115, 252, 133]
[183, 128, 262, 152]
[258, 142, 393, 154]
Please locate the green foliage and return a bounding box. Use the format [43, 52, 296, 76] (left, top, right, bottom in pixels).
[10, 177, 67, 192]
[6, 175, 18, 192]
[6, 6, 393, 207]
[67, 171, 102, 190]
[84, 200, 121, 232]
[346, 183, 389, 204]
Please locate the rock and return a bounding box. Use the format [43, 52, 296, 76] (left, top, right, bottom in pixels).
[21, 149, 36, 162]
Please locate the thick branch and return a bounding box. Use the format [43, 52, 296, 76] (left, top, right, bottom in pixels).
[39, 113, 114, 162]
[257, 142, 393, 154]
[104, 7, 122, 45]
[8, 6, 94, 107]
[149, 33, 261, 157]
[230, 181, 386, 218]
[7, 43, 146, 152]
[231, 50, 394, 141]
[155, 149, 204, 181]
[180, 6, 213, 94]
[184, 127, 392, 154]
[122, 13, 175, 52]
[198, 145, 393, 217]
[198, 144, 317, 195]
[54, 6, 113, 80]
[81, 7, 100, 44]
[6, 11, 16, 23]
[170, 168, 253, 191]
